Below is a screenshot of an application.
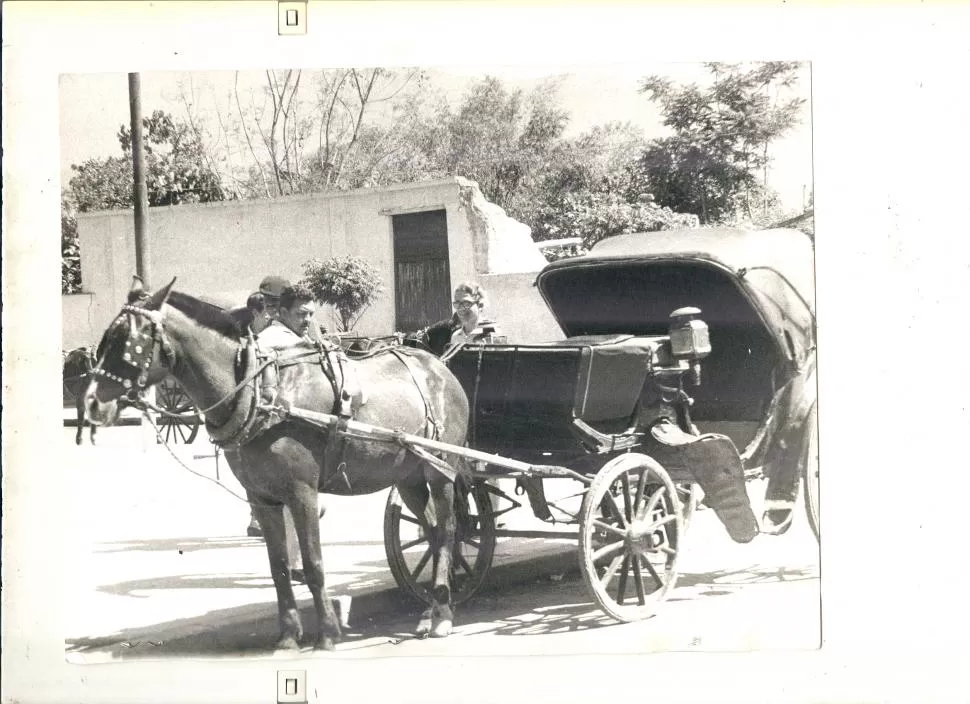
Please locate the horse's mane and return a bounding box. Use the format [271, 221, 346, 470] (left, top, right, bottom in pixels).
[166, 290, 245, 339]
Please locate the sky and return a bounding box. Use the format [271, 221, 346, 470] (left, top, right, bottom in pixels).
[59, 62, 813, 211]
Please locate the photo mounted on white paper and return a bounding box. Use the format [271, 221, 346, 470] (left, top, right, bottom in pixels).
[59, 61, 818, 660]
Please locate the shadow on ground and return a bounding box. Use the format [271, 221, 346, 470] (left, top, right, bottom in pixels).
[66, 559, 818, 659]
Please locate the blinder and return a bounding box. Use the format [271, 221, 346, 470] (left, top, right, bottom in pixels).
[91, 303, 173, 393]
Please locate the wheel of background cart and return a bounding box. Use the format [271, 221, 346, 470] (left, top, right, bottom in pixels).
[155, 377, 201, 444]
[579, 453, 684, 622]
[384, 478, 496, 606]
[802, 405, 820, 542]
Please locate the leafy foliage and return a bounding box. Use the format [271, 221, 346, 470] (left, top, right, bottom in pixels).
[534, 190, 698, 252]
[69, 110, 225, 213]
[61, 194, 82, 294]
[300, 256, 385, 332]
[632, 62, 804, 224]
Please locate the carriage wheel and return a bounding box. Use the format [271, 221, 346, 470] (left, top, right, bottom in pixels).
[383, 479, 496, 606]
[579, 453, 684, 623]
[155, 378, 201, 444]
[802, 406, 820, 543]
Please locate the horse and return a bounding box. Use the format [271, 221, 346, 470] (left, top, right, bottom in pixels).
[83, 277, 470, 651]
[63, 347, 97, 445]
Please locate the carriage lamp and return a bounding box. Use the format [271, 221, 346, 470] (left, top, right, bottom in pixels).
[669, 307, 711, 385]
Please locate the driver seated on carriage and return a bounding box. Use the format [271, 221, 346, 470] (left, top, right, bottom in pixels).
[240, 279, 328, 349]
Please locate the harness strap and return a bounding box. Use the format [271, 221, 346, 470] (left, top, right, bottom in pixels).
[388, 348, 442, 442]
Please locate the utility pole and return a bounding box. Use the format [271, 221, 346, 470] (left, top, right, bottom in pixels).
[128, 73, 150, 287]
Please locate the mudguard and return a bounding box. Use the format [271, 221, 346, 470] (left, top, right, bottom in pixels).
[647, 422, 759, 543]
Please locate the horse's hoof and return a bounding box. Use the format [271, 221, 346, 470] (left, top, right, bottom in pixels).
[275, 636, 300, 651]
[431, 619, 453, 638]
[314, 637, 337, 652]
[416, 616, 432, 636]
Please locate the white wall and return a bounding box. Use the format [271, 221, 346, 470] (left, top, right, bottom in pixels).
[69, 178, 562, 350]
[74, 180, 476, 341]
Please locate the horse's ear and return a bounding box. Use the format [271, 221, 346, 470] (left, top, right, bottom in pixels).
[145, 277, 177, 310]
[128, 275, 146, 303]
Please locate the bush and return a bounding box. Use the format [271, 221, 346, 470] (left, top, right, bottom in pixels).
[533, 190, 699, 250]
[300, 256, 385, 332]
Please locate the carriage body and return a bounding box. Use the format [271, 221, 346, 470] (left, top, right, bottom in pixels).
[387, 227, 817, 618]
[447, 227, 816, 488]
[535, 227, 817, 497]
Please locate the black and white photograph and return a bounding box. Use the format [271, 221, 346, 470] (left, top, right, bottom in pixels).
[57, 58, 818, 661]
[5, 3, 970, 704]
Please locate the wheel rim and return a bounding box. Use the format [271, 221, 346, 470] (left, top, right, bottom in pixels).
[384, 481, 496, 605]
[803, 412, 820, 541]
[580, 454, 683, 622]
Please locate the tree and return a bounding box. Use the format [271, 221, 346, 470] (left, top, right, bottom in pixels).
[300, 256, 385, 332]
[435, 76, 570, 215]
[61, 193, 82, 294]
[632, 62, 805, 224]
[63, 110, 226, 293]
[69, 109, 226, 212]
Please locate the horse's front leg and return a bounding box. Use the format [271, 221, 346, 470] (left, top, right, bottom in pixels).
[426, 472, 456, 638]
[289, 487, 341, 651]
[75, 399, 85, 445]
[252, 501, 303, 650]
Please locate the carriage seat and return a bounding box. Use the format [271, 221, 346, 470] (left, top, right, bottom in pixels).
[448, 335, 664, 456]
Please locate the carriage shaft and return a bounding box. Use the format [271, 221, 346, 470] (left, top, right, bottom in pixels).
[282, 406, 591, 484]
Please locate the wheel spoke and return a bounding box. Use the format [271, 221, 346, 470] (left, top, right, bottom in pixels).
[601, 492, 627, 528]
[410, 546, 433, 581]
[633, 469, 650, 516]
[620, 473, 633, 522]
[592, 539, 625, 563]
[631, 557, 646, 605]
[461, 537, 481, 549]
[599, 553, 626, 587]
[639, 485, 667, 522]
[644, 513, 678, 533]
[640, 552, 664, 587]
[398, 513, 422, 527]
[616, 553, 631, 604]
[592, 519, 626, 540]
[400, 537, 426, 551]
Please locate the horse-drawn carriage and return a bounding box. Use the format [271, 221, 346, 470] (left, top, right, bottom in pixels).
[82, 225, 816, 649]
[383, 226, 818, 620]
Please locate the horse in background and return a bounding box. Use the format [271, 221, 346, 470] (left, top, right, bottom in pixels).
[63, 347, 97, 445]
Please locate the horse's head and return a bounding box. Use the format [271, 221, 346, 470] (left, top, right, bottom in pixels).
[84, 276, 177, 426]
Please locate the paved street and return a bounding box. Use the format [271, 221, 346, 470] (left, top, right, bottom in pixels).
[62, 421, 820, 662]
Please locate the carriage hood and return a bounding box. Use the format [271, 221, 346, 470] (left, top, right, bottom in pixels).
[535, 228, 816, 370]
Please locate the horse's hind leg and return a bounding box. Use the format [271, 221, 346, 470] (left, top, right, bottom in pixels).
[252, 502, 303, 650]
[397, 479, 435, 634]
[288, 487, 341, 651]
[425, 471, 456, 638]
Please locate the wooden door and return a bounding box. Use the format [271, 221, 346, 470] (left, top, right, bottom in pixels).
[392, 210, 451, 332]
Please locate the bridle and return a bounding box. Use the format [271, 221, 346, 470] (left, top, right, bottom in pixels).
[90, 302, 174, 399]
